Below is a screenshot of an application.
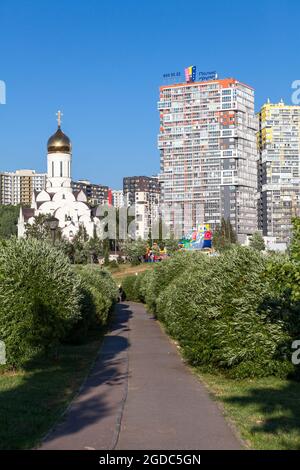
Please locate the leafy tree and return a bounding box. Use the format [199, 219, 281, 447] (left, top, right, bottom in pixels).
[56, 238, 76, 263]
[164, 235, 179, 254]
[147, 222, 179, 254]
[269, 217, 300, 302]
[104, 251, 110, 265]
[152, 217, 172, 246]
[73, 224, 88, 245]
[73, 247, 89, 264]
[103, 239, 110, 266]
[123, 238, 148, 265]
[86, 235, 102, 263]
[147, 228, 153, 246]
[290, 217, 300, 263]
[25, 213, 53, 240]
[0, 204, 19, 238]
[213, 218, 237, 252]
[72, 225, 90, 264]
[149, 218, 180, 254]
[249, 231, 265, 252]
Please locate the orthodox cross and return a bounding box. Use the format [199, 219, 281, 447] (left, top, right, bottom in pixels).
[56, 110, 63, 127]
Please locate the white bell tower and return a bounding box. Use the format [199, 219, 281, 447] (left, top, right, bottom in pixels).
[46, 111, 72, 193]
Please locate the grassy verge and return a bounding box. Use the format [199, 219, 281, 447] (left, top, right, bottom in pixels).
[109, 262, 156, 282]
[196, 370, 300, 450]
[74, 262, 156, 282]
[0, 330, 104, 450]
[155, 316, 300, 450]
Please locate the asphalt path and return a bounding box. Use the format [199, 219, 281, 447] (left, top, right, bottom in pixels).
[40, 302, 241, 450]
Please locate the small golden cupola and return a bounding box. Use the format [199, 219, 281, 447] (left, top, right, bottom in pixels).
[47, 110, 71, 154]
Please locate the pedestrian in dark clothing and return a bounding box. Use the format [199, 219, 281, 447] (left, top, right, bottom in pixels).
[118, 285, 125, 302]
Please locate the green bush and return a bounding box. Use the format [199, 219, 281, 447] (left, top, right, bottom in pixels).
[263, 253, 300, 339]
[121, 274, 146, 302]
[266, 252, 300, 304]
[0, 205, 19, 239]
[143, 251, 209, 314]
[0, 238, 81, 368]
[64, 283, 97, 344]
[134, 272, 148, 303]
[141, 247, 295, 379]
[73, 265, 118, 328]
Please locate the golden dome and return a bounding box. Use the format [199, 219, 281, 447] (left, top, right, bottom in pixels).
[47, 126, 72, 154]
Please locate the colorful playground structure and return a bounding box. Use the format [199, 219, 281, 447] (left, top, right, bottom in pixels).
[179, 224, 212, 251]
[144, 224, 213, 262]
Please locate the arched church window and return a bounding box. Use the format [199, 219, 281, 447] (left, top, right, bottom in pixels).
[60, 161, 63, 177]
[52, 161, 54, 177]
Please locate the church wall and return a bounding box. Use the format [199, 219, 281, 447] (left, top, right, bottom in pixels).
[47, 152, 72, 192]
[52, 190, 76, 203]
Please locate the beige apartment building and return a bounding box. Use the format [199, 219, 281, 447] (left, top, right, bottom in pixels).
[0, 169, 47, 206]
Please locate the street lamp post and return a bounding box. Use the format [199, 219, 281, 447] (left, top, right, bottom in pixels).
[45, 216, 59, 245]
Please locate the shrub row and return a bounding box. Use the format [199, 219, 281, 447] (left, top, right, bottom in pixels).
[0, 238, 117, 368]
[70, 265, 118, 343]
[121, 273, 147, 302]
[135, 248, 300, 379]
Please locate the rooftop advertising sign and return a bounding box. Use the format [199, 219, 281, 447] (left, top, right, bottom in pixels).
[185, 66, 197, 83]
[162, 67, 218, 86]
[198, 71, 218, 81]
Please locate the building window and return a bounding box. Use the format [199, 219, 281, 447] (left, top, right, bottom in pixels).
[60, 161, 63, 177]
[52, 161, 54, 177]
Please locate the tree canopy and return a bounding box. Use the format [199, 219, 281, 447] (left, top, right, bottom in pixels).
[213, 218, 237, 252]
[249, 231, 265, 252]
[0, 205, 19, 239]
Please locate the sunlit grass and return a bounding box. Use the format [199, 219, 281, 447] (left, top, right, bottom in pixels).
[0, 330, 103, 449]
[197, 370, 300, 450]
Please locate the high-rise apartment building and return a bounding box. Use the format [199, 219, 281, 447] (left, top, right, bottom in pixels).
[71, 179, 109, 206]
[0, 169, 47, 206]
[111, 189, 125, 208]
[257, 100, 300, 242]
[123, 176, 161, 239]
[123, 176, 161, 204]
[158, 77, 258, 238]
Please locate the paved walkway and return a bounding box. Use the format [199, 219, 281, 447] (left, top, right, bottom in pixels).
[40, 303, 241, 450]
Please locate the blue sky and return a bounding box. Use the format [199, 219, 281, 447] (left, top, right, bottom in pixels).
[0, 0, 299, 188]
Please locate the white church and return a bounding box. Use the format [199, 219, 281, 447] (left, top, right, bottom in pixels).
[18, 112, 101, 240]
